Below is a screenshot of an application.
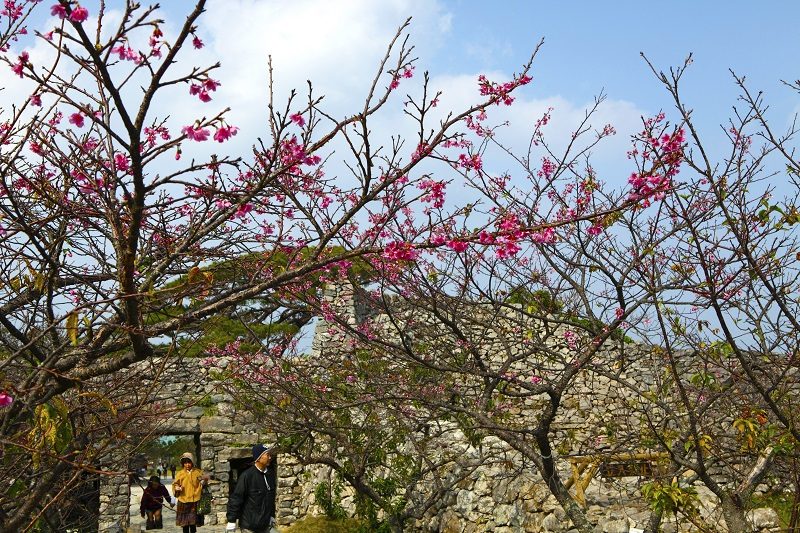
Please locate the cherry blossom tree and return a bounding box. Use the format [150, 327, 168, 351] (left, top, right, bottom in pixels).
[616, 57, 800, 532]
[5, 2, 793, 532]
[213, 91, 671, 531]
[218, 57, 800, 533]
[0, 0, 542, 529]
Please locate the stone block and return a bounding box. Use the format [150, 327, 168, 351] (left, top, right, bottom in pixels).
[747, 507, 780, 530]
[493, 504, 515, 525]
[166, 418, 200, 433]
[456, 489, 474, 510]
[182, 406, 207, 418]
[599, 518, 630, 533]
[542, 512, 568, 532]
[200, 416, 236, 433]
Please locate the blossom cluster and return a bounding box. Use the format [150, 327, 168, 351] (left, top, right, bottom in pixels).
[51, 2, 88, 22]
[418, 179, 446, 209]
[181, 123, 238, 143]
[627, 126, 685, 206]
[189, 78, 220, 102]
[1, 1, 26, 21]
[389, 65, 414, 90]
[478, 73, 532, 106]
[11, 50, 27, 77]
[111, 43, 141, 63]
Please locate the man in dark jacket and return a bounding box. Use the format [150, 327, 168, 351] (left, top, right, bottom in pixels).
[226, 443, 278, 533]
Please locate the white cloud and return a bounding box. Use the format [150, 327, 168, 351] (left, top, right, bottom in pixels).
[1, 1, 645, 190]
[394, 72, 647, 187]
[196, 0, 453, 141]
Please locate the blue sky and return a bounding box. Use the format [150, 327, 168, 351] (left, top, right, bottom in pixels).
[441, 1, 800, 136]
[6, 1, 800, 184]
[182, 0, 799, 182]
[4, 1, 797, 350]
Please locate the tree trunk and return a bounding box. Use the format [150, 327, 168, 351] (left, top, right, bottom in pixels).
[720, 493, 749, 533]
[388, 514, 405, 533]
[536, 434, 594, 533]
[644, 509, 663, 533]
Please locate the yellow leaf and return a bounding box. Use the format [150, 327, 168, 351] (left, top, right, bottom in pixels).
[77, 391, 118, 416]
[187, 266, 202, 284]
[66, 312, 79, 346]
[33, 273, 46, 292]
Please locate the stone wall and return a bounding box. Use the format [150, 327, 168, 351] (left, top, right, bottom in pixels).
[96, 357, 782, 533]
[94, 282, 785, 533]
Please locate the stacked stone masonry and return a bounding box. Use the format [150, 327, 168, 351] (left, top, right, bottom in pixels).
[97, 283, 785, 532]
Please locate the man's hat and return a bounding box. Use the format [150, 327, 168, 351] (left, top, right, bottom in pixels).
[180, 452, 194, 464]
[149, 475, 160, 484]
[252, 443, 277, 460]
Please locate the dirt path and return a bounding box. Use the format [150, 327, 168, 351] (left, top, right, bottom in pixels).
[128, 479, 229, 533]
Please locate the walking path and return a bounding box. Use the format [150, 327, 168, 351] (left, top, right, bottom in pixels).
[128, 479, 229, 533]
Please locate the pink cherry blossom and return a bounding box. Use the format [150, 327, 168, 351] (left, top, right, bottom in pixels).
[418, 179, 446, 209]
[81, 137, 99, 152]
[457, 153, 482, 172]
[181, 125, 210, 142]
[11, 51, 28, 78]
[0, 392, 12, 407]
[446, 239, 469, 253]
[29, 94, 41, 106]
[114, 153, 129, 172]
[563, 329, 577, 349]
[279, 136, 320, 167]
[192, 35, 203, 49]
[111, 44, 140, 63]
[538, 157, 556, 180]
[478, 73, 532, 106]
[289, 113, 305, 127]
[495, 238, 521, 258]
[530, 227, 556, 244]
[143, 125, 171, 148]
[497, 212, 520, 233]
[2, 1, 24, 20]
[234, 203, 253, 219]
[148, 26, 163, 57]
[50, 3, 66, 18]
[411, 143, 429, 162]
[68, 5, 88, 23]
[189, 78, 220, 102]
[69, 112, 85, 128]
[383, 241, 418, 261]
[586, 223, 603, 236]
[213, 125, 238, 143]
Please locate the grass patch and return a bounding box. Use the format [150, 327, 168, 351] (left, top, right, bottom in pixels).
[281, 514, 367, 533]
[751, 492, 799, 529]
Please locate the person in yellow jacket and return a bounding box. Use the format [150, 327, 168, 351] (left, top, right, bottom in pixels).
[173, 452, 207, 533]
